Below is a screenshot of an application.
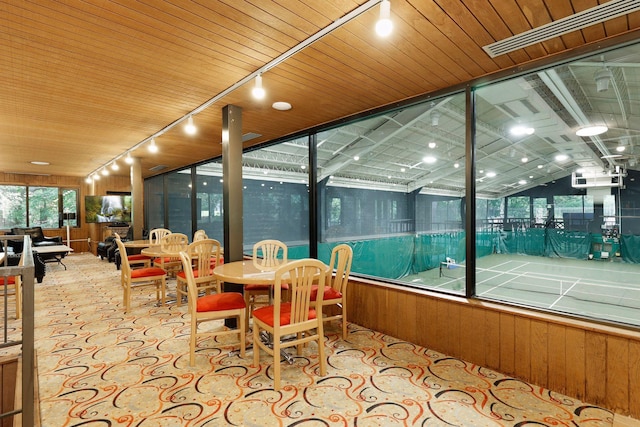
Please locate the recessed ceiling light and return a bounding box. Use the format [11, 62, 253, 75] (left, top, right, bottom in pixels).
[555, 154, 569, 161]
[511, 125, 534, 136]
[519, 180, 527, 185]
[30, 161, 49, 165]
[576, 125, 607, 136]
[422, 156, 437, 164]
[272, 101, 292, 111]
[486, 171, 496, 177]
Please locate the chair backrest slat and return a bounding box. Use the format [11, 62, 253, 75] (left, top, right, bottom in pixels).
[150, 228, 172, 245]
[273, 258, 326, 328]
[252, 239, 287, 271]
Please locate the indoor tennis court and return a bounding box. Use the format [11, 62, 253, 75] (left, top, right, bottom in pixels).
[408, 253, 640, 326]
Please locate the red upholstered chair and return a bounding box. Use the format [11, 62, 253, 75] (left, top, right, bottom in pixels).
[310, 244, 353, 339]
[0, 253, 22, 319]
[178, 251, 246, 367]
[149, 228, 171, 244]
[244, 239, 288, 328]
[114, 233, 151, 269]
[115, 238, 167, 313]
[252, 258, 327, 391]
[153, 233, 188, 276]
[176, 239, 222, 309]
[193, 229, 208, 241]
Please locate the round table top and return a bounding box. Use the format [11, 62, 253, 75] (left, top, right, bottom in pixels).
[122, 239, 151, 248]
[213, 260, 283, 285]
[213, 259, 329, 285]
[140, 245, 185, 257]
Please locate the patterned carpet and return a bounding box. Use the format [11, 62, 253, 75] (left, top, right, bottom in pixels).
[2, 253, 615, 426]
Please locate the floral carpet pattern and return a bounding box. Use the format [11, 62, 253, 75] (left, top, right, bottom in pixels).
[3, 253, 614, 426]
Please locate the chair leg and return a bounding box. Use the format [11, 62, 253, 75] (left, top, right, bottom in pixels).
[317, 321, 327, 377]
[342, 306, 348, 340]
[252, 323, 261, 367]
[238, 312, 246, 358]
[273, 336, 281, 391]
[190, 318, 197, 367]
[176, 279, 184, 307]
[159, 278, 166, 306]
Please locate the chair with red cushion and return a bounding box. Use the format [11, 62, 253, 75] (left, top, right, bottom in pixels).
[153, 233, 188, 276]
[114, 233, 151, 269]
[115, 238, 167, 313]
[244, 239, 288, 328]
[178, 251, 246, 366]
[252, 258, 327, 391]
[310, 244, 353, 339]
[0, 253, 22, 319]
[175, 239, 222, 309]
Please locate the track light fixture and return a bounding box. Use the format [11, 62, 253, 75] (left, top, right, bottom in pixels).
[111, 160, 119, 171]
[148, 138, 158, 153]
[125, 152, 133, 164]
[252, 74, 266, 100]
[184, 115, 197, 135]
[375, 0, 393, 37]
[101, 168, 109, 176]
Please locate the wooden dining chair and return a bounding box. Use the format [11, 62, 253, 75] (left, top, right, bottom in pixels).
[176, 239, 222, 309]
[244, 239, 288, 328]
[153, 232, 188, 275]
[193, 229, 208, 241]
[149, 228, 172, 244]
[0, 252, 23, 319]
[115, 238, 167, 313]
[179, 251, 246, 367]
[252, 258, 327, 391]
[114, 233, 151, 269]
[310, 244, 353, 339]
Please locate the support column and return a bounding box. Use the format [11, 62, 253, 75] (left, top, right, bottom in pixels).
[131, 157, 144, 239]
[222, 105, 243, 329]
[222, 105, 243, 263]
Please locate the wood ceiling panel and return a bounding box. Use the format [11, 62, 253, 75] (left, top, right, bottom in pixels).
[0, 0, 639, 179]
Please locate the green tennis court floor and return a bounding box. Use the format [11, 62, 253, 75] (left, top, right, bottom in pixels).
[404, 254, 640, 326]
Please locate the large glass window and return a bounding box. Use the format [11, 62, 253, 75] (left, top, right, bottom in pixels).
[195, 162, 224, 242]
[474, 41, 640, 326]
[317, 93, 467, 290]
[0, 185, 77, 229]
[0, 185, 27, 228]
[166, 169, 192, 236]
[242, 137, 310, 258]
[144, 175, 165, 231]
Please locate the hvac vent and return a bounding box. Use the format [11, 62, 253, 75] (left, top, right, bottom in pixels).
[483, 0, 640, 57]
[242, 132, 262, 142]
[149, 164, 168, 172]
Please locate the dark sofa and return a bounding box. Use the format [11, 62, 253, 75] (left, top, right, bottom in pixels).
[5, 227, 60, 283]
[9, 227, 62, 247]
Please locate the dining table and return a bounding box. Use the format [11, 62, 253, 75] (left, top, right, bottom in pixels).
[213, 259, 330, 361]
[122, 239, 152, 249]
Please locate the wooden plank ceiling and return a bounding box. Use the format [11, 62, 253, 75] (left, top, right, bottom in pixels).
[0, 0, 639, 179]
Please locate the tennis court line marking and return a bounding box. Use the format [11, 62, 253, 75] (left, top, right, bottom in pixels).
[549, 278, 581, 309]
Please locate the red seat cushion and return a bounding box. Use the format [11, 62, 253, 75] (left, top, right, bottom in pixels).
[131, 267, 166, 279]
[253, 303, 317, 327]
[0, 277, 17, 285]
[245, 283, 270, 291]
[128, 254, 151, 261]
[310, 285, 342, 301]
[153, 257, 177, 264]
[196, 292, 245, 312]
